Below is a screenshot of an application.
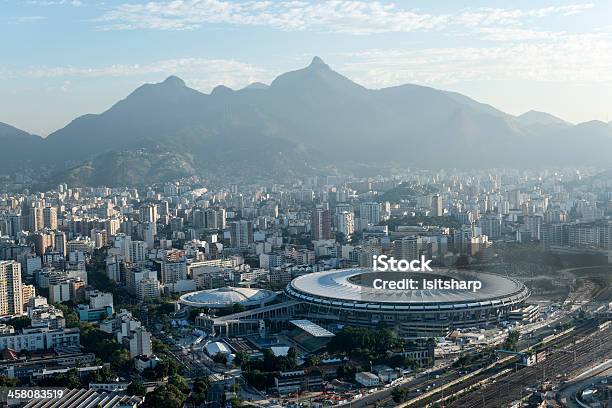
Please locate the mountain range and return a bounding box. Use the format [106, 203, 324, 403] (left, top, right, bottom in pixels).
[3, 56, 612, 187]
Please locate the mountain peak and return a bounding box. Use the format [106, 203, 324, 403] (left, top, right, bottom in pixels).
[270, 56, 364, 94]
[308, 56, 328, 69]
[517, 110, 569, 126]
[0, 121, 41, 139]
[244, 82, 269, 90]
[162, 75, 186, 87]
[211, 85, 234, 96]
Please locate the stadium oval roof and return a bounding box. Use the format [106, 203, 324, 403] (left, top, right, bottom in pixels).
[285, 268, 529, 310]
[179, 286, 278, 308]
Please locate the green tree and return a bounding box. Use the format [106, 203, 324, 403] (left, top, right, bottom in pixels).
[193, 376, 210, 395]
[286, 347, 298, 369]
[326, 327, 401, 357]
[304, 355, 321, 367]
[54, 303, 80, 327]
[141, 368, 157, 381]
[144, 384, 187, 408]
[386, 354, 415, 369]
[335, 232, 347, 244]
[455, 255, 470, 269]
[242, 369, 268, 390]
[126, 380, 147, 396]
[64, 368, 82, 389]
[502, 330, 520, 351]
[152, 338, 169, 354]
[190, 376, 210, 405]
[152, 358, 182, 380]
[86, 365, 114, 384]
[6, 316, 31, 330]
[0, 375, 19, 387]
[212, 353, 228, 365]
[110, 348, 132, 371]
[336, 364, 358, 380]
[262, 348, 278, 371]
[233, 351, 249, 367]
[392, 387, 409, 403]
[168, 374, 190, 394]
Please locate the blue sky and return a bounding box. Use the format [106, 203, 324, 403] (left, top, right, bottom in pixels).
[2, 0, 612, 135]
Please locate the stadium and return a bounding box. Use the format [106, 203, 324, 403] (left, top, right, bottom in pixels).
[179, 287, 278, 309]
[285, 268, 530, 337]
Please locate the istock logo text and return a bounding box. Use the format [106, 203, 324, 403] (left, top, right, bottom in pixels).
[372, 255, 433, 272]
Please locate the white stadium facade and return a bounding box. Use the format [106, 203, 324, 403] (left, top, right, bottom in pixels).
[285, 268, 530, 337]
[196, 268, 530, 338]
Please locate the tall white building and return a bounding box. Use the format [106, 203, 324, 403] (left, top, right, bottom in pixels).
[203, 208, 226, 230]
[42, 206, 58, 230]
[114, 234, 132, 263]
[0, 261, 23, 317]
[359, 202, 382, 226]
[431, 194, 443, 217]
[21, 284, 36, 310]
[142, 223, 156, 249]
[49, 281, 71, 304]
[126, 268, 157, 293]
[90, 229, 108, 249]
[54, 231, 66, 256]
[336, 211, 355, 237]
[106, 255, 120, 282]
[136, 277, 160, 301]
[524, 215, 542, 241]
[216, 208, 227, 230]
[128, 327, 153, 358]
[139, 204, 158, 224]
[89, 291, 114, 309]
[130, 240, 147, 263]
[393, 236, 425, 260]
[230, 220, 254, 249]
[161, 258, 187, 284]
[478, 214, 502, 240]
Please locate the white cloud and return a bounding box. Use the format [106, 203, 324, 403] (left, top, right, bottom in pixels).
[26, 0, 82, 6]
[10, 15, 48, 23]
[477, 27, 562, 42]
[2, 58, 272, 92]
[338, 32, 612, 88]
[6, 29, 612, 94]
[93, 0, 594, 34]
[526, 4, 594, 17]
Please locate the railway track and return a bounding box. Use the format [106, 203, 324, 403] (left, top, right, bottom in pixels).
[591, 276, 612, 301]
[375, 321, 599, 408]
[446, 325, 611, 408]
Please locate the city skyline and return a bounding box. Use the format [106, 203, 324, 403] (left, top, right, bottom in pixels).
[1, 165, 610, 407]
[3, 0, 612, 135]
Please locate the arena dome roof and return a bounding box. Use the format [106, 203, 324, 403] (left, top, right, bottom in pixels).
[286, 268, 529, 310]
[179, 287, 278, 308]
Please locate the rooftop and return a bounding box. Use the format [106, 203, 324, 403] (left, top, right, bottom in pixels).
[287, 268, 529, 305]
[290, 320, 335, 338]
[178, 286, 278, 308]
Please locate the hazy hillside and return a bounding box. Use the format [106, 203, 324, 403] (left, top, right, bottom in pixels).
[0, 122, 44, 174]
[4, 57, 612, 185]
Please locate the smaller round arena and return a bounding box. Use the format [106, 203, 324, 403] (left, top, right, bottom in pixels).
[179, 287, 278, 309]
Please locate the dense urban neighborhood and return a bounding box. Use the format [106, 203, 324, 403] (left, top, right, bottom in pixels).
[0, 168, 611, 407]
